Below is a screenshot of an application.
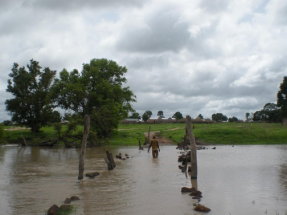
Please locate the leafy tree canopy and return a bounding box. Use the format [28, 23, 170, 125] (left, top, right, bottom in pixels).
[3, 120, 13, 126]
[277, 76, 287, 124]
[253, 103, 282, 123]
[197, 114, 203, 119]
[212, 113, 228, 122]
[145, 110, 152, 118]
[5, 59, 57, 133]
[128, 112, 141, 119]
[157, 110, 164, 118]
[142, 113, 149, 122]
[51, 58, 136, 138]
[173, 112, 183, 120]
[228, 116, 238, 122]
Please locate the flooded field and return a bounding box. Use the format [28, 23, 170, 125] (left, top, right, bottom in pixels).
[0, 145, 286, 215]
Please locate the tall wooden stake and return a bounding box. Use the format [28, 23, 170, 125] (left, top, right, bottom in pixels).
[186, 115, 197, 179]
[78, 115, 90, 180]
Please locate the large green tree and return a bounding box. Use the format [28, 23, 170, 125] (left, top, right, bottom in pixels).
[157, 110, 164, 118]
[172, 111, 183, 120]
[51, 58, 136, 138]
[277, 76, 287, 125]
[5, 59, 56, 133]
[212, 113, 228, 122]
[128, 112, 141, 119]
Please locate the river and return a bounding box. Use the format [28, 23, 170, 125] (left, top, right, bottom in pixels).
[0, 145, 286, 215]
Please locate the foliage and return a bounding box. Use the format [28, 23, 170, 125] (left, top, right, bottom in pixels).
[50, 111, 62, 123]
[228, 116, 238, 122]
[212, 113, 228, 122]
[5, 59, 57, 133]
[197, 114, 204, 119]
[157, 110, 164, 118]
[172, 111, 183, 120]
[51, 58, 136, 138]
[128, 112, 141, 119]
[142, 113, 149, 122]
[145, 110, 152, 118]
[142, 110, 152, 122]
[277, 76, 287, 123]
[245, 112, 251, 122]
[3, 120, 13, 126]
[253, 103, 282, 123]
[0, 123, 4, 142]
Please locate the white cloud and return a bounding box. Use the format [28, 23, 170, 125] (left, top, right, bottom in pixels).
[1, 0, 287, 122]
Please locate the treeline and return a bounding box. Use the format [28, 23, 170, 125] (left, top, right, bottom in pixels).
[128, 77, 287, 125]
[4, 59, 136, 146]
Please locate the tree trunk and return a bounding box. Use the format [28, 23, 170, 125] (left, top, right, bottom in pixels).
[186, 115, 197, 179]
[78, 115, 90, 180]
[105, 150, 116, 170]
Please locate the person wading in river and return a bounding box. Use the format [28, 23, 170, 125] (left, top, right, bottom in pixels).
[148, 136, 160, 158]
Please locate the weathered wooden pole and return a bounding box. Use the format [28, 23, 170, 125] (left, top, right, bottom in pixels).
[186, 115, 197, 179]
[78, 115, 90, 180]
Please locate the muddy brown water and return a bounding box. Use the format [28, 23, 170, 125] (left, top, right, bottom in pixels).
[0, 145, 287, 215]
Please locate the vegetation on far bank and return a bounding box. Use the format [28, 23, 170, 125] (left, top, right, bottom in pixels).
[2, 122, 287, 146]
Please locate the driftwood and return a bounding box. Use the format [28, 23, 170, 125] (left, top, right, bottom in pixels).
[78, 115, 90, 180]
[105, 150, 116, 170]
[186, 115, 197, 179]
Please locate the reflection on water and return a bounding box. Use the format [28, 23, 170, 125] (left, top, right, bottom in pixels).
[0, 145, 287, 215]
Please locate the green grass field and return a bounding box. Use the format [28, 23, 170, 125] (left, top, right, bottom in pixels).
[110, 122, 287, 145]
[2, 122, 287, 145]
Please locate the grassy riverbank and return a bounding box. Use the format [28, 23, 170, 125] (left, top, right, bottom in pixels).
[111, 122, 287, 145]
[2, 122, 287, 145]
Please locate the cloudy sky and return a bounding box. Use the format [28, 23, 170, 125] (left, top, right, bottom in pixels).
[1, 0, 286, 121]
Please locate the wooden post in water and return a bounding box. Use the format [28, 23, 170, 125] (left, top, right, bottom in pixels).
[186, 115, 197, 179]
[78, 115, 90, 180]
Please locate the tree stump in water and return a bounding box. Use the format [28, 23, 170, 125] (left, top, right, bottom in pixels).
[105, 150, 116, 170]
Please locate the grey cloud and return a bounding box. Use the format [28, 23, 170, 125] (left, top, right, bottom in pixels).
[199, 0, 230, 14]
[116, 10, 190, 53]
[266, 0, 287, 25]
[24, 0, 144, 11]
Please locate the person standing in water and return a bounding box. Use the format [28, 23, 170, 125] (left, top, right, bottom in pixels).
[148, 136, 160, 158]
